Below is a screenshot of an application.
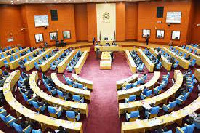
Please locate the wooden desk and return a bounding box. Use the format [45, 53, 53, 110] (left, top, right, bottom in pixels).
[125, 50, 137, 73]
[25, 48, 53, 71]
[175, 46, 200, 66]
[30, 71, 88, 117]
[163, 47, 189, 69]
[116, 74, 138, 90]
[9, 48, 40, 70]
[0, 47, 29, 68]
[57, 50, 77, 73]
[121, 81, 199, 133]
[194, 69, 200, 82]
[0, 47, 18, 58]
[51, 73, 91, 101]
[74, 50, 89, 74]
[149, 48, 172, 71]
[100, 60, 112, 69]
[117, 71, 160, 100]
[95, 45, 122, 52]
[40, 49, 65, 72]
[137, 49, 154, 72]
[99, 41, 113, 46]
[119, 70, 183, 115]
[101, 52, 111, 61]
[72, 74, 93, 90]
[3, 70, 83, 133]
[187, 45, 200, 54]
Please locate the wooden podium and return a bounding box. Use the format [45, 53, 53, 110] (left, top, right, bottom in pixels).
[100, 52, 112, 70]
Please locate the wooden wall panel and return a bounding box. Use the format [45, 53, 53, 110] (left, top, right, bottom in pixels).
[87, 3, 97, 42]
[138, 1, 192, 45]
[0, 5, 25, 47]
[75, 4, 88, 41]
[191, 0, 200, 44]
[22, 4, 76, 47]
[116, 2, 125, 41]
[125, 3, 138, 40]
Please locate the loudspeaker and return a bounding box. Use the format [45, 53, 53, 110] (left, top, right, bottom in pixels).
[157, 7, 164, 18]
[50, 10, 58, 21]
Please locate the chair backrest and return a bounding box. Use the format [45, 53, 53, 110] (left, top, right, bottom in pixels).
[186, 124, 195, 133]
[129, 95, 136, 101]
[130, 111, 139, 118]
[151, 106, 160, 114]
[170, 101, 177, 108]
[32, 129, 42, 133]
[0, 114, 7, 122]
[57, 90, 63, 97]
[32, 101, 39, 109]
[48, 106, 56, 114]
[73, 95, 81, 101]
[66, 111, 75, 119]
[13, 122, 23, 132]
[146, 90, 152, 96]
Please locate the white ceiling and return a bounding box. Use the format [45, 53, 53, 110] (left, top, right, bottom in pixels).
[0, 0, 150, 4]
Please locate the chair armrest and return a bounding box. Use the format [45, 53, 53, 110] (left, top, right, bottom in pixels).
[23, 125, 32, 132]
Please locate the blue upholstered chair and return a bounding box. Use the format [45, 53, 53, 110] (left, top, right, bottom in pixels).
[32, 129, 42, 133]
[63, 75, 73, 86]
[72, 95, 84, 103]
[176, 124, 195, 133]
[183, 53, 187, 59]
[141, 90, 152, 100]
[145, 106, 160, 118]
[13, 122, 32, 133]
[125, 95, 136, 103]
[154, 86, 162, 95]
[176, 92, 189, 105]
[137, 63, 144, 72]
[173, 60, 179, 68]
[162, 101, 177, 112]
[156, 62, 162, 70]
[50, 62, 57, 70]
[34, 62, 40, 70]
[66, 111, 80, 122]
[126, 111, 140, 122]
[3, 60, 9, 68]
[57, 90, 69, 100]
[48, 106, 62, 118]
[5, 115, 17, 127]
[189, 59, 196, 67]
[31, 101, 46, 112]
[28, 56, 33, 61]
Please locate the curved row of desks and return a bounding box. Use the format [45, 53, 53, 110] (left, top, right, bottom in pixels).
[195, 69, 200, 82]
[9, 48, 40, 70]
[175, 46, 200, 66]
[117, 71, 160, 100]
[72, 74, 93, 90]
[122, 86, 199, 133]
[163, 47, 189, 69]
[57, 50, 77, 73]
[0, 47, 29, 68]
[3, 70, 83, 132]
[0, 47, 18, 57]
[30, 71, 88, 117]
[137, 49, 154, 72]
[187, 45, 200, 54]
[40, 48, 66, 72]
[125, 50, 137, 74]
[119, 70, 183, 115]
[116, 74, 138, 90]
[51, 73, 91, 101]
[149, 48, 172, 71]
[25, 48, 53, 71]
[74, 50, 89, 74]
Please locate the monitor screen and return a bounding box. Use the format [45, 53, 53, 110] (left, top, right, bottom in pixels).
[34, 15, 49, 27]
[166, 12, 181, 24]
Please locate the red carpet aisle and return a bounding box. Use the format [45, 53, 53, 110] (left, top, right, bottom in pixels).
[81, 49, 132, 133]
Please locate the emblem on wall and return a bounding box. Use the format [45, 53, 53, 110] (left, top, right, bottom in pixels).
[102, 12, 110, 23]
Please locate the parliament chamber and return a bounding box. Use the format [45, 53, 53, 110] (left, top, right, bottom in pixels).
[0, 0, 200, 133]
